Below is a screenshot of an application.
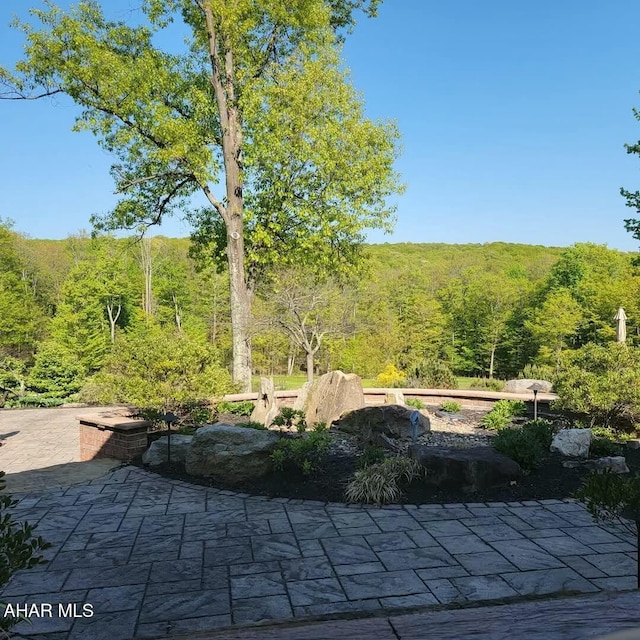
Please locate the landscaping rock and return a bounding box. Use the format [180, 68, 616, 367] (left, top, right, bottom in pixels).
[142, 434, 193, 466]
[409, 445, 522, 492]
[250, 377, 279, 427]
[385, 390, 405, 405]
[292, 381, 312, 411]
[304, 370, 364, 427]
[504, 379, 553, 394]
[550, 429, 592, 458]
[333, 404, 430, 448]
[185, 423, 280, 484]
[584, 456, 630, 474]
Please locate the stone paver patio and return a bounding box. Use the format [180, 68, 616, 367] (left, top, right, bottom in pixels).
[1, 466, 638, 639]
[1, 408, 639, 639]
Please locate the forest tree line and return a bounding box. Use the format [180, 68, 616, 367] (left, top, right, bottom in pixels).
[1, 219, 638, 408]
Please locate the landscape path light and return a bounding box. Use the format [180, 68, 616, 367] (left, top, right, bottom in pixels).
[163, 411, 179, 464]
[528, 383, 544, 421]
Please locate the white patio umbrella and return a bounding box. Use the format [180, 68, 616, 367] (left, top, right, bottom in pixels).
[614, 307, 628, 343]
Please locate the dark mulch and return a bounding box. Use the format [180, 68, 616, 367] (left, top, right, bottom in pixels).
[139, 444, 640, 506]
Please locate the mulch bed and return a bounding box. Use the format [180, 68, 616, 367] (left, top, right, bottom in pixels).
[139, 444, 640, 506]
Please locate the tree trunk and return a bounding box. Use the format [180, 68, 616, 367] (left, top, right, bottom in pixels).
[226, 216, 252, 391]
[106, 301, 121, 344]
[489, 344, 496, 379]
[306, 350, 315, 384]
[172, 292, 182, 333]
[140, 237, 153, 320]
[203, 6, 252, 391]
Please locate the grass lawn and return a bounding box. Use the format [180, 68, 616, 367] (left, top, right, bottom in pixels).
[251, 375, 504, 391]
[252, 375, 376, 390]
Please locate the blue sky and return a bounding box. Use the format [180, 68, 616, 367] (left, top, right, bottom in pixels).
[2, 1, 640, 250]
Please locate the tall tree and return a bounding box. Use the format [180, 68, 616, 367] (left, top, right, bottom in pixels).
[2, 0, 400, 391]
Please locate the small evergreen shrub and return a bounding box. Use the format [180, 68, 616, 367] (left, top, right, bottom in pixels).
[375, 364, 407, 388]
[470, 378, 504, 391]
[409, 359, 457, 390]
[216, 400, 255, 416]
[439, 401, 461, 413]
[406, 398, 425, 410]
[480, 411, 511, 431]
[518, 364, 554, 383]
[492, 427, 544, 471]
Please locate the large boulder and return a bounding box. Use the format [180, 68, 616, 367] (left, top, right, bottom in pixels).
[333, 405, 430, 448]
[550, 428, 592, 458]
[142, 434, 193, 466]
[250, 377, 279, 427]
[304, 370, 364, 427]
[185, 424, 280, 484]
[504, 379, 553, 394]
[292, 381, 312, 411]
[584, 456, 630, 474]
[409, 445, 522, 492]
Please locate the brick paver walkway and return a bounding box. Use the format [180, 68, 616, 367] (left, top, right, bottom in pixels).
[2, 466, 638, 639]
[0, 407, 121, 492]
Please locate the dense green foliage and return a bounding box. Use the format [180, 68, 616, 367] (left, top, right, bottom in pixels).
[439, 401, 462, 413]
[554, 343, 640, 428]
[1, 225, 640, 406]
[271, 427, 331, 476]
[480, 400, 526, 431]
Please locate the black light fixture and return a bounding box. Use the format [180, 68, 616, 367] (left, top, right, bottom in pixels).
[528, 383, 544, 420]
[163, 411, 179, 464]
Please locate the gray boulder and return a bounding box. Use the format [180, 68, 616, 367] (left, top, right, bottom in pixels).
[551, 429, 592, 458]
[304, 370, 364, 427]
[333, 405, 430, 448]
[504, 379, 553, 394]
[185, 423, 280, 484]
[142, 434, 193, 466]
[584, 456, 630, 474]
[293, 381, 312, 411]
[409, 445, 522, 492]
[250, 377, 279, 427]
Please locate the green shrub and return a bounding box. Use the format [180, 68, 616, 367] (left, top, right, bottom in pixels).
[592, 426, 634, 442]
[375, 364, 407, 388]
[358, 445, 386, 469]
[480, 411, 511, 431]
[590, 438, 623, 458]
[470, 378, 504, 391]
[521, 419, 556, 449]
[271, 431, 330, 475]
[554, 343, 640, 428]
[179, 401, 214, 425]
[408, 359, 457, 390]
[0, 471, 51, 634]
[518, 364, 555, 383]
[439, 401, 461, 413]
[575, 470, 640, 586]
[272, 408, 306, 433]
[480, 400, 526, 431]
[216, 400, 255, 416]
[345, 456, 422, 504]
[26, 342, 84, 399]
[82, 324, 235, 410]
[492, 427, 543, 470]
[6, 394, 65, 408]
[406, 398, 425, 410]
[236, 421, 267, 430]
